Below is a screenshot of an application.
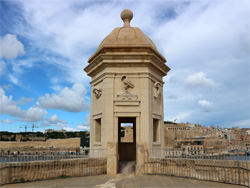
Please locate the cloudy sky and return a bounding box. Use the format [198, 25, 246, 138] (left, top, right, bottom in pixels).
[0, 0, 249, 132]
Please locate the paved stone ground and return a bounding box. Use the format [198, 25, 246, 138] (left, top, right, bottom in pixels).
[2, 175, 246, 188]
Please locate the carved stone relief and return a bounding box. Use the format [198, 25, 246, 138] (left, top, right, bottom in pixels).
[154, 82, 161, 98]
[121, 75, 134, 90]
[93, 87, 102, 99]
[117, 75, 137, 100]
[117, 90, 138, 100]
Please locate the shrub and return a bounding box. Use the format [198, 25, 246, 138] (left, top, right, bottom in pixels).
[20, 177, 25, 183]
[59, 174, 68, 179]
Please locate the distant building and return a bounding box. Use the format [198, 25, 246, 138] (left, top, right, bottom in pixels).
[121, 126, 133, 142]
[1, 135, 14, 141]
[15, 134, 26, 142]
[165, 148, 182, 157]
[181, 145, 203, 155]
[45, 129, 66, 133]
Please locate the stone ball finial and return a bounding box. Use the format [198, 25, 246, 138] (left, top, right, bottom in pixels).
[121, 9, 133, 27]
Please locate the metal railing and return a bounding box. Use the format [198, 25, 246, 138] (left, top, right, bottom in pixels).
[0, 149, 107, 186]
[144, 148, 250, 187]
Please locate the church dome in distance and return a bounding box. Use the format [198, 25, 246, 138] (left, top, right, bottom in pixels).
[97, 9, 158, 51]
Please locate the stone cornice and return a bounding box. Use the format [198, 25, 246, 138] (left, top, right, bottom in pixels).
[90, 71, 164, 85]
[88, 45, 166, 63]
[84, 52, 170, 78]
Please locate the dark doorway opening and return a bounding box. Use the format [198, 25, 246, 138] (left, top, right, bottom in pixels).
[118, 117, 136, 174]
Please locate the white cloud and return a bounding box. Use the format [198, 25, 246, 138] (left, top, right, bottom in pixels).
[198, 100, 213, 112]
[46, 114, 67, 124]
[77, 125, 89, 130]
[19, 102, 48, 122]
[223, 119, 250, 129]
[8, 74, 22, 86]
[41, 121, 50, 127]
[8, 75, 18, 85]
[233, 119, 250, 128]
[176, 112, 190, 121]
[7, 60, 34, 86]
[0, 88, 23, 117]
[168, 112, 191, 123]
[185, 72, 220, 89]
[50, 85, 62, 92]
[12, 60, 33, 74]
[1, 119, 13, 124]
[41, 114, 68, 127]
[0, 88, 47, 122]
[77, 113, 90, 130]
[63, 127, 77, 132]
[17, 96, 34, 105]
[0, 34, 25, 59]
[38, 83, 90, 112]
[50, 77, 63, 91]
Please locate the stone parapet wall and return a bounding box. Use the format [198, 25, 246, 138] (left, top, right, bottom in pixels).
[144, 158, 250, 187]
[0, 158, 106, 186]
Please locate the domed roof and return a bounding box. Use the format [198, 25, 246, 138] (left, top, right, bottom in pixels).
[97, 9, 157, 51]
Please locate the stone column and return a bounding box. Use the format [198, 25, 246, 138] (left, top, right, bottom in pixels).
[107, 142, 118, 175]
[139, 75, 151, 146]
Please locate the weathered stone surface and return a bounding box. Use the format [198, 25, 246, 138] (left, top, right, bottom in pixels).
[144, 157, 250, 187]
[107, 142, 118, 175]
[1, 174, 245, 188]
[136, 144, 145, 175]
[0, 158, 107, 185]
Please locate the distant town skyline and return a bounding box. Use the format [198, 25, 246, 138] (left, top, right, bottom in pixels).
[0, 0, 249, 132]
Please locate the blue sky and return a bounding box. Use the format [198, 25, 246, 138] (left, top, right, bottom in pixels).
[0, 0, 249, 132]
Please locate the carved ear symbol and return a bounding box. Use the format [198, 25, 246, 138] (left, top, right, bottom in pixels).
[154, 82, 161, 88]
[93, 87, 102, 99]
[121, 75, 127, 80]
[154, 82, 161, 98]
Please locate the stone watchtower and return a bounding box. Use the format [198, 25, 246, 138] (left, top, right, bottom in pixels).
[84, 9, 170, 175]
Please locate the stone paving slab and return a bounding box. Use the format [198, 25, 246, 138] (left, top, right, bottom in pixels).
[2, 175, 246, 188]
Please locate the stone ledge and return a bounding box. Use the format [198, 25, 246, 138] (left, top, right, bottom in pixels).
[114, 100, 140, 106]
